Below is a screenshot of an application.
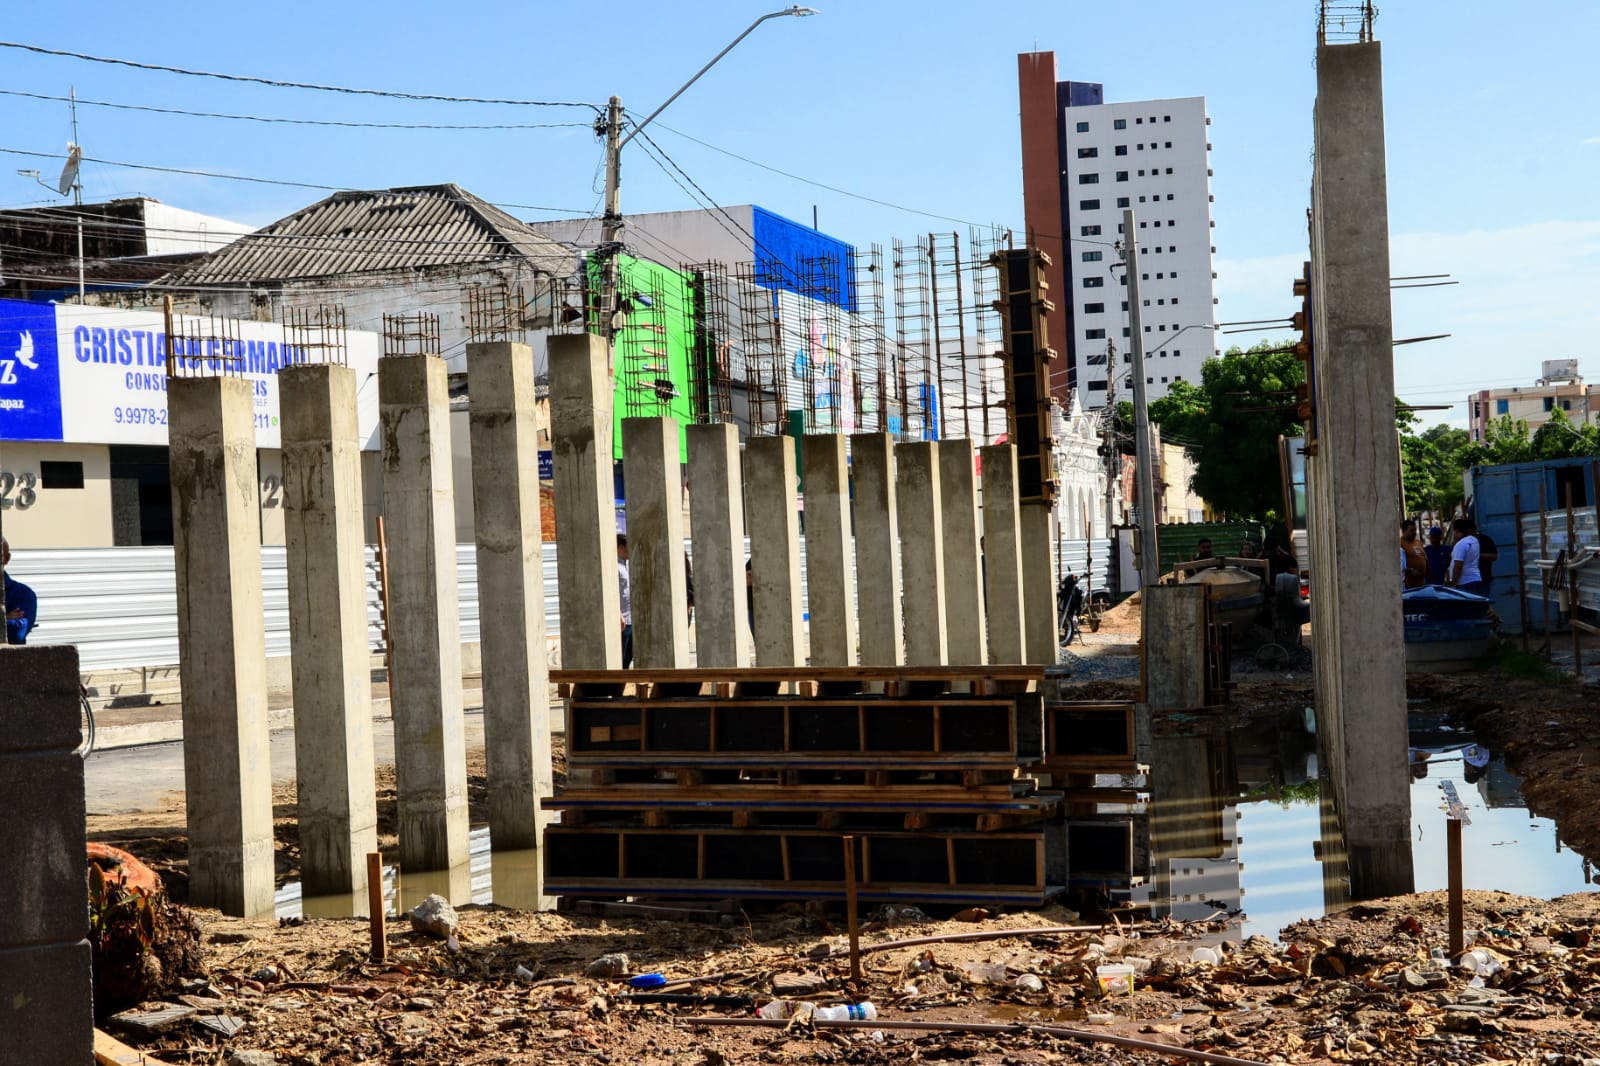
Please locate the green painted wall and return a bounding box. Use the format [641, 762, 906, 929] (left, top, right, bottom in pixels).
[588, 254, 697, 461]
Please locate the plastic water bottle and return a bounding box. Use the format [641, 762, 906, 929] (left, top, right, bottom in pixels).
[757, 1000, 814, 1020]
[814, 1003, 878, 1022]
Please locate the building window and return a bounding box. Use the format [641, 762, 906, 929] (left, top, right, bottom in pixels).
[1113, 118, 1127, 130]
[1116, 170, 1129, 181]
[1138, 169, 1146, 177]
[1167, 193, 1175, 200]
[1122, 327, 1130, 337]
[1083, 302, 1105, 313]
[1165, 141, 1173, 148]
[1171, 297, 1179, 305]
[1136, 117, 1143, 124]
[1496, 398, 1509, 414]
[1563, 399, 1573, 410]
[1089, 379, 1108, 391]
[1544, 397, 1555, 412]
[1080, 224, 1101, 236]
[1082, 250, 1103, 262]
[1085, 328, 1106, 340]
[1163, 115, 1171, 122]
[1077, 146, 1098, 158]
[1137, 143, 1144, 150]
[1169, 246, 1176, 252]
[1079, 198, 1100, 210]
[1116, 197, 1130, 207]
[1086, 353, 1108, 365]
[1165, 167, 1174, 174]
[1082, 276, 1104, 288]
[1152, 220, 1161, 227]
[1078, 173, 1099, 184]
[39, 460, 85, 489]
[1114, 144, 1128, 156]
[1139, 196, 1147, 202]
[1121, 301, 1129, 311]
[1076, 121, 1090, 132]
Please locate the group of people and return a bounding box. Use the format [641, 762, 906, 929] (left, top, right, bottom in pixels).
[1401, 517, 1496, 597]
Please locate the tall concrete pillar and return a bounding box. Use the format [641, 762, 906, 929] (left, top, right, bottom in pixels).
[548, 334, 622, 670]
[1020, 502, 1058, 664]
[168, 375, 274, 917]
[687, 423, 749, 667]
[622, 417, 690, 669]
[1142, 584, 1209, 711]
[745, 435, 804, 666]
[0, 645, 92, 1065]
[467, 341, 550, 851]
[939, 439, 987, 665]
[896, 441, 947, 666]
[802, 433, 857, 666]
[379, 354, 470, 873]
[980, 444, 1027, 664]
[280, 364, 380, 896]
[850, 433, 903, 665]
[1309, 39, 1412, 898]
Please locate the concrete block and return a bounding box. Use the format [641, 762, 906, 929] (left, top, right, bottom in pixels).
[0, 941, 93, 1066]
[380, 354, 470, 873]
[801, 433, 857, 666]
[979, 445, 1026, 663]
[468, 341, 551, 851]
[623, 417, 690, 669]
[687, 424, 749, 668]
[1141, 584, 1209, 712]
[168, 375, 275, 918]
[1020, 502, 1058, 665]
[745, 436, 804, 666]
[939, 439, 987, 665]
[850, 433, 903, 666]
[280, 364, 380, 896]
[548, 334, 622, 669]
[895, 441, 947, 666]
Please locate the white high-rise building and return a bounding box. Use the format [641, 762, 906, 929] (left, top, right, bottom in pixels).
[1018, 60, 1218, 410]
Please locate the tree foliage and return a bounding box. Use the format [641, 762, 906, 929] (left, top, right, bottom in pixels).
[1396, 409, 1600, 514]
[1146, 340, 1304, 520]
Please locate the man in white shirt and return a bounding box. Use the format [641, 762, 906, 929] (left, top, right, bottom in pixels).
[1447, 517, 1485, 597]
[617, 533, 633, 668]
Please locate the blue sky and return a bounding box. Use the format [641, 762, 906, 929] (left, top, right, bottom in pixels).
[3, 1, 1596, 426]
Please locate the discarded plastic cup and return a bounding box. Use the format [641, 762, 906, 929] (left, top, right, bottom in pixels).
[1096, 963, 1135, 996]
[1014, 973, 1044, 992]
[1190, 947, 1220, 966]
[757, 1000, 815, 1020]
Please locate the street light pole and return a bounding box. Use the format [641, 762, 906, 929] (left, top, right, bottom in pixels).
[1121, 209, 1161, 588]
[597, 6, 817, 331]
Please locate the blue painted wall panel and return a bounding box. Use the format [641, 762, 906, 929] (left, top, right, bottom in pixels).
[750, 206, 858, 313]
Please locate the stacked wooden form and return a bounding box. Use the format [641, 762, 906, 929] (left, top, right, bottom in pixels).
[544, 665, 1065, 904]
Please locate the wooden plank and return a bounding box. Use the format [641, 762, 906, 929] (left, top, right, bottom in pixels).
[554, 665, 1047, 685]
[96, 1029, 179, 1066]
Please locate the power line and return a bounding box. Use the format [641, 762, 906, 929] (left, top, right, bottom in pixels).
[0, 87, 594, 131]
[0, 40, 600, 110]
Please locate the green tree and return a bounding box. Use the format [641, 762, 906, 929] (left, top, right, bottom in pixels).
[1147, 340, 1304, 520]
[1461, 415, 1533, 467]
[1397, 419, 1472, 514]
[1529, 408, 1600, 460]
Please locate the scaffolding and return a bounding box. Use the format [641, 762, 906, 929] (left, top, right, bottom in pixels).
[686, 261, 736, 425]
[966, 225, 1010, 441]
[794, 254, 848, 433]
[466, 280, 517, 345]
[736, 261, 786, 437]
[162, 295, 246, 379]
[617, 285, 673, 420]
[928, 233, 973, 439]
[852, 244, 888, 434]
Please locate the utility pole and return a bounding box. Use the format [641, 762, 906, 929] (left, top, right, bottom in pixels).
[70, 86, 83, 302]
[1101, 338, 1119, 539]
[1121, 209, 1160, 587]
[598, 96, 625, 346]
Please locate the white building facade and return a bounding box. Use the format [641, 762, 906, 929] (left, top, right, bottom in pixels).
[1058, 91, 1218, 408]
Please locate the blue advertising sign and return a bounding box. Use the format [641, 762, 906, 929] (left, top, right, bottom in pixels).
[0, 301, 65, 441]
[538, 449, 554, 481]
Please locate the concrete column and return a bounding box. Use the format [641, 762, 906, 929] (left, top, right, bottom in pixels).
[379, 354, 470, 873]
[687, 423, 749, 667]
[850, 433, 903, 666]
[279, 364, 380, 897]
[167, 375, 274, 917]
[896, 441, 947, 666]
[1309, 40, 1412, 898]
[980, 444, 1026, 663]
[1020, 501, 1058, 664]
[622, 417, 690, 669]
[548, 333, 622, 669]
[802, 433, 857, 666]
[745, 435, 804, 666]
[467, 341, 550, 851]
[939, 439, 987, 665]
[1141, 584, 1209, 711]
[0, 645, 92, 1065]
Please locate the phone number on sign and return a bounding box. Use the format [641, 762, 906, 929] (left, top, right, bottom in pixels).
[113, 406, 169, 426]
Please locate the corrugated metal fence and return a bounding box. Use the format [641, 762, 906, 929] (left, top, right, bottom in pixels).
[10, 535, 1106, 673]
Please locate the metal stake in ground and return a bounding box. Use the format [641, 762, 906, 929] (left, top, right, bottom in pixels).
[367, 852, 385, 963]
[1447, 816, 1464, 958]
[842, 835, 862, 984]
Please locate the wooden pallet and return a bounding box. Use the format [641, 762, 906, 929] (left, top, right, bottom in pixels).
[554, 664, 1045, 700]
[564, 765, 1029, 790]
[543, 825, 1046, 904]
[548, 788, 1062, 832]
[1028, 700, 1141, 774]
[567, 693, 1045, 769]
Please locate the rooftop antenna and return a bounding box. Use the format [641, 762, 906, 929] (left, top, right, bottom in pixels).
[62, 87, 84, 299]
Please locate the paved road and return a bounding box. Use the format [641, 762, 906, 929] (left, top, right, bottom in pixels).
[85, 710, 487, 816]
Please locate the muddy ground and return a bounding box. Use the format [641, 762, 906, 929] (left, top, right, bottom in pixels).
[88, 621, 1600, 1064]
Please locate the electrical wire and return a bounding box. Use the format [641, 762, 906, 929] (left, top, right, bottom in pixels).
[0, 87, 594, 131]
[0, 41, 600, 110]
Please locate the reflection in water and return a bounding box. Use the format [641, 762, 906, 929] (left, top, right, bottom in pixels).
[279, 827, 548, 919]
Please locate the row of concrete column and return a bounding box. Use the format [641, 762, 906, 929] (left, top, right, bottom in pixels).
[169, 341, 551, 918]
[548, 333, 1061, 677]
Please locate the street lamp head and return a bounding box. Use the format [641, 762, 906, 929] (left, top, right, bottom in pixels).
[16, 169, 41, 180]
[785, 5, 820, 14]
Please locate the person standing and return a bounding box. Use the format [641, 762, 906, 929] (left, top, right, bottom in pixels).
[1475, 527, 1499, 596]
[1194, 538, 1214, 560]
[1447, 518, 1486, 597]
[1400, 520, 1428, 590]
[616, 534, 633, 669]
[2, 537, 39, 644]
[1424, 526, 1450, 586]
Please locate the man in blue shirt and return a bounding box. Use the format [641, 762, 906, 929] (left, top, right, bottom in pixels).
[2, 537, 38, 644]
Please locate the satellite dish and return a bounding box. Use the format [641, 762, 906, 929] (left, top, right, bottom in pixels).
[57, 142, 82, 196]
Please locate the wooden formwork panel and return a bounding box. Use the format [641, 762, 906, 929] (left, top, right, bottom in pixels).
[1031, 700, 1140, 774]
[543, 826, 1046, 904]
